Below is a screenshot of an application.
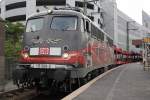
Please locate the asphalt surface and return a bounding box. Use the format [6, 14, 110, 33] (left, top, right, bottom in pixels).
[74, 63, 150, 100]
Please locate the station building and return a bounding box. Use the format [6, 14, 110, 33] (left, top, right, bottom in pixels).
[0, 0, 103, 27]
[142, 10, 150, 29]
[116, 10, 150, 52]
[0, 0, 116, 39]
[117, 10, 143, 52]
[0, 0, 149, 52]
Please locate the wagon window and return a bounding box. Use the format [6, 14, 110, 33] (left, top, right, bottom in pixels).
[51, 16, 77, 31]
[26, 17, 44, 32]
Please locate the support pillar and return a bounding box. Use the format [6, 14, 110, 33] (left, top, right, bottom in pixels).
[0, 18, 5, 91]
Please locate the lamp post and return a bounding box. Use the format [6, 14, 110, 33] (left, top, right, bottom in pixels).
[126, 21, 137, 51]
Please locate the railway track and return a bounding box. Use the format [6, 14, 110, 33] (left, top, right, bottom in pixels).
[0, 65, 118, 100]
[30, 91, 69, 100]
[0, 88, 36, 100]
[0, 88, 69, 100]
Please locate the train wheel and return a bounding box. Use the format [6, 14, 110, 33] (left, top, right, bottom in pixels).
[80, 73, 91, 86]
[93, 70, 99, 78]
[80, 78, 87, 86]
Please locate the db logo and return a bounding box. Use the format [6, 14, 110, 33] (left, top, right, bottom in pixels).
[39, 48, 49, 55]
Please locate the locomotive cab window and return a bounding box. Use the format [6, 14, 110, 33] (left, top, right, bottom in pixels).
[51, 16, 77, 31]
[26, 17, 44, 32]
[91, 24, 104, 41]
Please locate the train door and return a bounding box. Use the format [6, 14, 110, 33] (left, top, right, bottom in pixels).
[84, 19, 93, 67]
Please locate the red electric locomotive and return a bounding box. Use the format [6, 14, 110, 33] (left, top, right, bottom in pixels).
[13, 9, 115, 91]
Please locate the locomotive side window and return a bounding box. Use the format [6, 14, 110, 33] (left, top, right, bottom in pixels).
[26, 17, 44, 32]
[51, 16, 77, 31]
[85, 20, 90, 33]
[91, 24, 104, 41]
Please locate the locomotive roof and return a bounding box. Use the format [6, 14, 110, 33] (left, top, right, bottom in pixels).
[28, 10, 87, 19]
[27, 10, 113, 41]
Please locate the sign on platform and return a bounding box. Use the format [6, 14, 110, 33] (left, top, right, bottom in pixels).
[144, 38, 150, 43]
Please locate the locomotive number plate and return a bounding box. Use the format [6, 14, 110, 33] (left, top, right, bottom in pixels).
[31, 64, 68, 69]
[39, 48, 49, 55]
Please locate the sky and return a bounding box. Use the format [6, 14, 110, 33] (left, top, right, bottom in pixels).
[116, 0, 150, 24]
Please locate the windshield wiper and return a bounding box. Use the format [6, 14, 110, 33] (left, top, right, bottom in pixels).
[61, 26, 69, 31]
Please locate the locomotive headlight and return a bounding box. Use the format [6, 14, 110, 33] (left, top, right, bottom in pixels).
[23, 53, 29, 58]
[63, 53, 69, 59]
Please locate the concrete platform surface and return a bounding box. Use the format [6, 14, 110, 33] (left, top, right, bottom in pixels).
[0, 80, 17, 93]
[4, 81, 17, 91]
[74, 63, 150, 100]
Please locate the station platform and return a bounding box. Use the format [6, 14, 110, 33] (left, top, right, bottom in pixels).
[0, 80, 17, 93]
[66, 63, 150, 100]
